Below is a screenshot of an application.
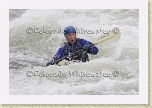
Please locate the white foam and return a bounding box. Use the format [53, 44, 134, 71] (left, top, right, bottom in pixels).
[9, 9, 139, 95]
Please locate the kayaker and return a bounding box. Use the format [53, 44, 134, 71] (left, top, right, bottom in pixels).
[46, 26, 98, 66]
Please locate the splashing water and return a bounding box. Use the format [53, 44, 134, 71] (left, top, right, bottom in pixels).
[9, 9, 139, 95]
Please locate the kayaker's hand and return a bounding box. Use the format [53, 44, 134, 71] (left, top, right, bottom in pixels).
[46, 60, 54, 66]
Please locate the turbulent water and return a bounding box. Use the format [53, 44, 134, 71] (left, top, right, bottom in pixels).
[9, 9, 139, 95]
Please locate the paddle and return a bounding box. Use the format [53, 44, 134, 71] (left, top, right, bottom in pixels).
[56, 28, 121, 65]
[93, 28, 121, 46]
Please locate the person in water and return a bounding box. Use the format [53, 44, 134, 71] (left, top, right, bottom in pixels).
[46, 26, 98, 66]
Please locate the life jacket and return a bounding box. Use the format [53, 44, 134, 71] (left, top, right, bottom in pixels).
[63, 38, 89, 62]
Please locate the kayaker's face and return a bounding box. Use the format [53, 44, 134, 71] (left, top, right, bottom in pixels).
[66, 33, 76, 44]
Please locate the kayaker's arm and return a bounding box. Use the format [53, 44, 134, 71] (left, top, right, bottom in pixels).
[80, 39, 99, 55]
[89, 45, 98, 55]
[46, 47, 64, 66]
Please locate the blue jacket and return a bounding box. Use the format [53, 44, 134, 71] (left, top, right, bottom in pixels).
[47, 38, 98, 66]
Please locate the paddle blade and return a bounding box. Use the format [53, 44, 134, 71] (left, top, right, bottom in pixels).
[95, 29, 121, 46]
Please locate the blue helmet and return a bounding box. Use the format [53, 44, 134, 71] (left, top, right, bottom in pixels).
[64, 26, 76, 36]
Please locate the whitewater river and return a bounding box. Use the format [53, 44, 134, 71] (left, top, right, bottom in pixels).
[9, 9, 139, 95]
